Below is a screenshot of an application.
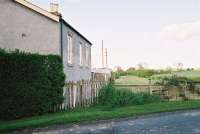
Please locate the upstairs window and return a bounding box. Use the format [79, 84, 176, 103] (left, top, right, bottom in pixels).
[67, 35, 73, 64]
[85, 44, 89, 67]
[79, 43, 83, 66]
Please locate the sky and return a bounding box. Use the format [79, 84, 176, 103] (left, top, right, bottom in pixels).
[31, 0, 200, 69]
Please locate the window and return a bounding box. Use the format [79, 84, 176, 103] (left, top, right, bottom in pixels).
[79, 43, 83, 66]
[67, 35, 73, 64]
[85, 44, 89, 67]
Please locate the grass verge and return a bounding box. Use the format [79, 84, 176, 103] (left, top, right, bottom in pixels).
[1, 101, 200, 132]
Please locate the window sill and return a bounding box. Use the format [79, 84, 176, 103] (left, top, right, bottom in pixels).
[67, 63, 74, 67]
[85, 66, 90, 69]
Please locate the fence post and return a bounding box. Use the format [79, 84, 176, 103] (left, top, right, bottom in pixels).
[91, 80, 93, 104]
[80, 80, 83, 107]
[82, 80, 85, 107]
[94, 81, 97, 104]
[64, 79, 106, 109]
[73, 81, 77, 108]
[68, 82, 71, 108]
[76, 81, 79, 106]
[62, 86, 67, 110]
[70, 82, 73, 108]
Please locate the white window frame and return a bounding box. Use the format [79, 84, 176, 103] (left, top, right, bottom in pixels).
[67, 35, 73, 64]
[79, 42, 83, 66]
[85, 44, 89, 67]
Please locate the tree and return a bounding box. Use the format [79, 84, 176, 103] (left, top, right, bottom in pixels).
[136, 62, 148, 70]
[114, 66, 124, 72]
[126, 67, 136, 72]
[176, 62, 184, 71]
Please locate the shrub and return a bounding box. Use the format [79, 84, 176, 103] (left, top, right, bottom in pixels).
[126, 69, 157, 78]
[99, 84, 163, 108]
[0, 49, 65, 120]
[156, 75, 196, 87]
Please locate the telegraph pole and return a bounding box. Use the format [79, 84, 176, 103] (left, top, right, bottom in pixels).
[102, 40, 104, 68]
[105, 48, 108, 68]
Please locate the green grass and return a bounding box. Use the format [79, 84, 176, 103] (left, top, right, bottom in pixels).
[115, 76, 150, 85]
[2, 101, 200, 132]
[152, 70, 200, 81]
[115, 71, 200, 85]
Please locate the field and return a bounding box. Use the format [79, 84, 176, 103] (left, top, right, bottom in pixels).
[115, 76, 150, 85]
[115, 70, 200, 86]
[151, 70, 200, 81]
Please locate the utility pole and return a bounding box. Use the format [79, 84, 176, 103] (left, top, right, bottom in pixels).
[102, 40, 104, 68]
[105, 48, 108, 68]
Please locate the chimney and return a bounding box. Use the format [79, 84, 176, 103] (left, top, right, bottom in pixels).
[49, 3, 59, 15]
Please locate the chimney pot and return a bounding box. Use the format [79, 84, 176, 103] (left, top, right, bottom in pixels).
[50, 3, 59, 15]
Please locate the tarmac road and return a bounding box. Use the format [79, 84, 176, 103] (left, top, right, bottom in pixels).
[11, 110, 200, 134]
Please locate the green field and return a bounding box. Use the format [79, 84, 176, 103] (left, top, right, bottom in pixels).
[152, 70, 200, 81]
[115, 76, 150, 85]
[115, 71, 200, 86]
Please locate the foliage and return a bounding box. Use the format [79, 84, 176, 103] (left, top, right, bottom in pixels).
[0, 49, 65, 120]
[114, 69, 172, 79]
[126, 69, 157, 78]
[112, 70, 127, 79]
[99, 84, 163, 108]
[155, 75, 196, 91]
[115, 76, 149, 85]
[151, 70, 200, 83]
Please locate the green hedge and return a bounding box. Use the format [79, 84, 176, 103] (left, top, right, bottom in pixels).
[0, 49, 65, 120]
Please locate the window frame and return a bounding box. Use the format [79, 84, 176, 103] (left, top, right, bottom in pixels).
[67, 34, 73, 65]
[79, 42, 83, 67]
[85, 44, 89, 67]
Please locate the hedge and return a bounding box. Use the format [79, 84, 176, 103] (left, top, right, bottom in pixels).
[0, 49, 65, 120]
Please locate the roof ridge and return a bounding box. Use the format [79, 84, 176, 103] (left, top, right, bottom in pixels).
[14, 0, 59, 22]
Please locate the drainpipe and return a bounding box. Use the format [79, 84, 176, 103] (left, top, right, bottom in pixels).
[60, 16, 63, 58]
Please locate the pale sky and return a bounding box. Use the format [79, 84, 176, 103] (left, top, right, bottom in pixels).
[31, 0, 200, 69]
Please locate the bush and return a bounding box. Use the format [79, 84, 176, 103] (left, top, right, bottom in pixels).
[156, 75, 195, 87]
[0, 49, 65, 120]
[127, 69, 157, 78]
[99, 84, 163, 108]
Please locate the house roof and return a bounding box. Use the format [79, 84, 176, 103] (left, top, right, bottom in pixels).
[14, 0, 92, 45]
[14, 0, 59, 22]
[62, 19, 93, 45]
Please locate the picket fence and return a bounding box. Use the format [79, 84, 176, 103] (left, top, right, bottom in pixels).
[62, 80, 106, 109]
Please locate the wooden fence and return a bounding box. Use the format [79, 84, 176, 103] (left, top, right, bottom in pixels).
[62, 80, 106, 109]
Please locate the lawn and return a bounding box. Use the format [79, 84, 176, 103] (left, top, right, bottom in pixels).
[115, 76, 150, 85]
[2, 101, 200, 132]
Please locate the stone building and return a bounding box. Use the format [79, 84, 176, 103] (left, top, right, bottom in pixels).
[0, 0, 92, 81]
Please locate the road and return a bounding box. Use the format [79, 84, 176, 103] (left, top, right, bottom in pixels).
[13, 110, 200, 134]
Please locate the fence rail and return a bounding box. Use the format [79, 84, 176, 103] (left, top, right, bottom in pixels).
[62, 80, 106, 109]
